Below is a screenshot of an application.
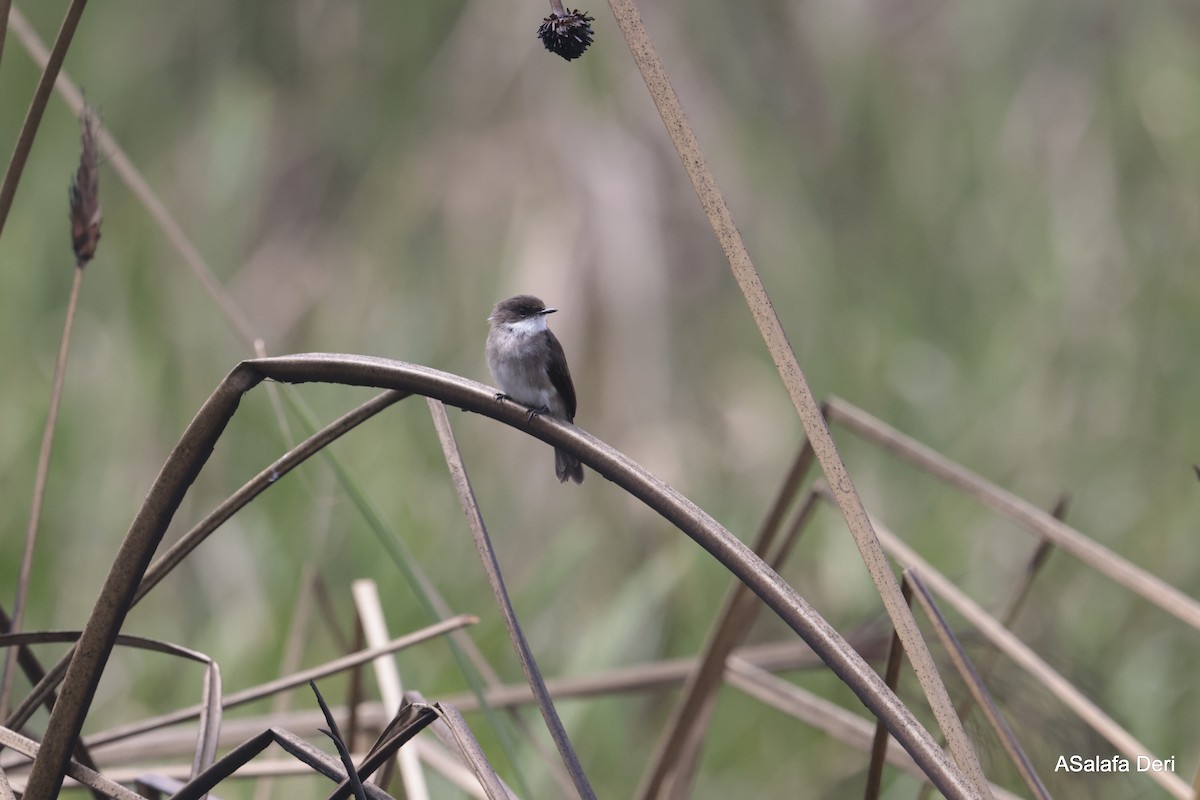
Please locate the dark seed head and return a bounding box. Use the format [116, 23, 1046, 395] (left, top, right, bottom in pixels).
[537, 10, 594, 61]
[69, 105, 102, 267]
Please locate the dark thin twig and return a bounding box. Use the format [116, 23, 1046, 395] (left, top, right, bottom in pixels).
[0, 0, 12, 67]
[914, 493, 1068, 800]
[0, 0, 91, 238]
[426, 398, 596, 800]
[906, 570, 1051, 800]
[312, 681, 367, 800]
[864, 577, 913, 800]
[323, 702, 440, 800]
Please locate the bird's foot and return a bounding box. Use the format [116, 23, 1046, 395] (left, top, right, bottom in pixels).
[526, 404, 551, 423]
[494, 392, 512, 402]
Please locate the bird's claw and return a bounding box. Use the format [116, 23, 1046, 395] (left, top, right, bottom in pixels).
[526, 405, 550, 423]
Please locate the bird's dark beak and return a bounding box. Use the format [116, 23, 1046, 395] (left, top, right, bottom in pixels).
[542, 308, 558, 315]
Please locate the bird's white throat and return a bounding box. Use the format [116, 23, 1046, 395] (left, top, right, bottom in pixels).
[504, 314, 550, 337]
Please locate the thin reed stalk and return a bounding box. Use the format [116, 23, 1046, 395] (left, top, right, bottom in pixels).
[605, 4, 987, 793]
[0, 0, 91, 238]
[1, 103, 102, 720]
[427, 398, 596, 800]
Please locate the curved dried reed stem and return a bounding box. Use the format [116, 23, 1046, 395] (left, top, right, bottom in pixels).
[25, 354, 976, 799]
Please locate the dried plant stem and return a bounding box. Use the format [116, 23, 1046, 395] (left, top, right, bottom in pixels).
[0, 264, 85, 719]
[0, 0, 90, 239]
[605, 2, 986, 795]
[426, 398, 596, 800]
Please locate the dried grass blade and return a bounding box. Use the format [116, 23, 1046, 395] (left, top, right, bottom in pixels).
[167, 730, 271, 800]
[252, 563, 322, 800]
[193, 660, 222, 784]
[426, 397, 596, 800]
[905, 571, 1050, 800]
[324, 704, 439, 800]
[311, 681, 366, 800]
[825, 397, 1200, 630]
[431, 703, 512, 800]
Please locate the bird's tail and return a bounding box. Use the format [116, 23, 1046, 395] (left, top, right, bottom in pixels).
[555, 448, 584, 484]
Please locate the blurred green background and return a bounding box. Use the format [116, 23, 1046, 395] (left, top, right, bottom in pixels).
[1, 0, 1199, 796]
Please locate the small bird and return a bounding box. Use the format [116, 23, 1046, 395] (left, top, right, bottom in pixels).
[486, 294, 584, 484]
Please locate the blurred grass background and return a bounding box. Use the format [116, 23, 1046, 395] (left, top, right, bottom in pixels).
[1, 0, 1199, 796]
